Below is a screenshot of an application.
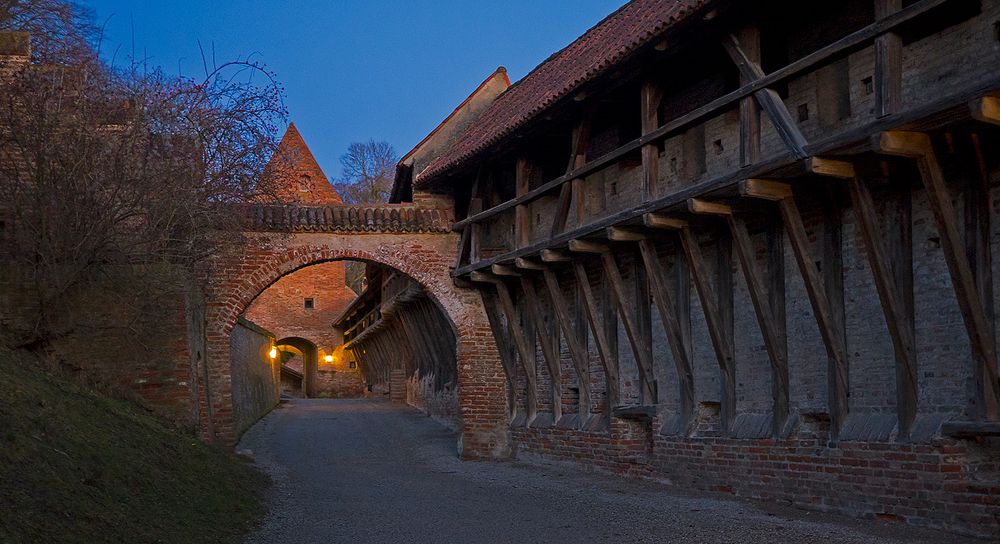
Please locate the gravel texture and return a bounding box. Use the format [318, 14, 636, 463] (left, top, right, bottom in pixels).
[240, 399, 978, 544]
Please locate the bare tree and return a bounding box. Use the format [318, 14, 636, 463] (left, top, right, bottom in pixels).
[334, 139, 397, 205]
[0, 2, 286, 380]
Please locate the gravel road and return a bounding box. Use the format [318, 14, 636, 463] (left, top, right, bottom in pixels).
[239, 399, 978, 544]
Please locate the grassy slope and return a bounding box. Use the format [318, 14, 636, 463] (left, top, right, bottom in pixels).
[0, 351, 267, 544]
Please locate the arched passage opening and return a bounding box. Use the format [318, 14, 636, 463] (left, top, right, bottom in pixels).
[275, 337, 317, 398]
[199, 234, 509, 459]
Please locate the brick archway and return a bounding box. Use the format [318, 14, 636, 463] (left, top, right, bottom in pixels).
[200, 231, 509, 459]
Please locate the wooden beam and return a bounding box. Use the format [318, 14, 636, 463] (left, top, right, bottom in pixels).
[492, 264, 520, 277]
[598, 249, 658, 404]
[740, 178, 793, 201]
[636, 237, 695, 430]
[970, 96, 1000, 126]
[688, 198, 733, 216]
[874, 0, 903, 118]
[816, 170, 920, 435]
[641, 81, 664, 199]
[515, 157, 532, 248]
[736, 26, 762, 166]
[874, 131, 1000, 420]
[540, 249, 571, 263]
[742, 180, 853, 433]
[515, 257, 545, 271]
[541, 267, 593, 419]
[607, 226, 646, 242]
[644, 213, 688, 230]
[807, 157, 856, 179]
[725, 214, 790, 435]
[722, 33, 808, 159]
[568, 239, 609, 254]
[572, 260, 621, 408]
[942, 421, 1000, 438]
[491, 279, 539, 422]
[518, 276, 563, 421]
[677, 227, 736, 433]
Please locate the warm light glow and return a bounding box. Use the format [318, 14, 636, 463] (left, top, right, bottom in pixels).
[269, 347, 278, 359]
[324, 354, 334, 363]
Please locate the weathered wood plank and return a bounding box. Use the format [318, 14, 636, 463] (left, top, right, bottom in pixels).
[875, 131, 1000, 420]
[479, 290, 518, 417]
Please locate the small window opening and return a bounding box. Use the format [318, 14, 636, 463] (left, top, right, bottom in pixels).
[349, 361, 357, 369]
[797, 104, 810, 122]
[713, 139, 724, 155]
[994, 21, 1000, 42]
[670, 157, 678, 173]
[304, 297, 314, 309]
[861, 77, 874, 96]
[298, 174, 311, 192]
[610, 181, 618, 195]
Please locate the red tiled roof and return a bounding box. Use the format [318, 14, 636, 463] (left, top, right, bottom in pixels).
[415, 0, 710, 186]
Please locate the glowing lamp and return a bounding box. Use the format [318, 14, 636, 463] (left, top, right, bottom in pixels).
[324, 354, 334, 363]
[269, 347, 277, 359]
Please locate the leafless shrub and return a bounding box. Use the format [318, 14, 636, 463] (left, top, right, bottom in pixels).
[0, 2, 286, 378]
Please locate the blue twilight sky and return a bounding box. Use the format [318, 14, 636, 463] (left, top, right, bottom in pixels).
[82, 1, 623, 180]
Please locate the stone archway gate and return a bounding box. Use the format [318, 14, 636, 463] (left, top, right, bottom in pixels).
[194, 202, 509, 459]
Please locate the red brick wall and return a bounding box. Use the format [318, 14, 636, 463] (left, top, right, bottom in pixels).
[510, 422, 999, 539]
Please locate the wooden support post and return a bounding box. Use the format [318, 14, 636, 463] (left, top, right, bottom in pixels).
[481, 289, 519, 418]
[648, 218, 737, 433]
[518, 275, 563, 421]
[554, 116, 592, 236]
[742, 176, 852, 434]
[689, 199, 790, 435]
[572, 260, 622, 410]
[541, 267, 593, 419]
[633, 234, 696, 429]
[722, 33, 808, 159]
[810, 158, 920, 435]
[875, 132, 1000, 420]
[875, 0, 903, 118]
[472, 272, 540, 423]
[970, 96, 1000, 126]
[736, 26, 761, 166]
[641, 81, 664, 199]
[570, 240, 658, 404]
[515, 158, 532, 248]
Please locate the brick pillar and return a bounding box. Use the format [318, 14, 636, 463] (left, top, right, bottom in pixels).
[389, 368, 406, 404]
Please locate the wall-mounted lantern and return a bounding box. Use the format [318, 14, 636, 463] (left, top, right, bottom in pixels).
[269, 347, 278, 359]
[324, 354, 334, 364]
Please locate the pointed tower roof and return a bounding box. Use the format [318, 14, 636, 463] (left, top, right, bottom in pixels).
[263, 122, 344, 205]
